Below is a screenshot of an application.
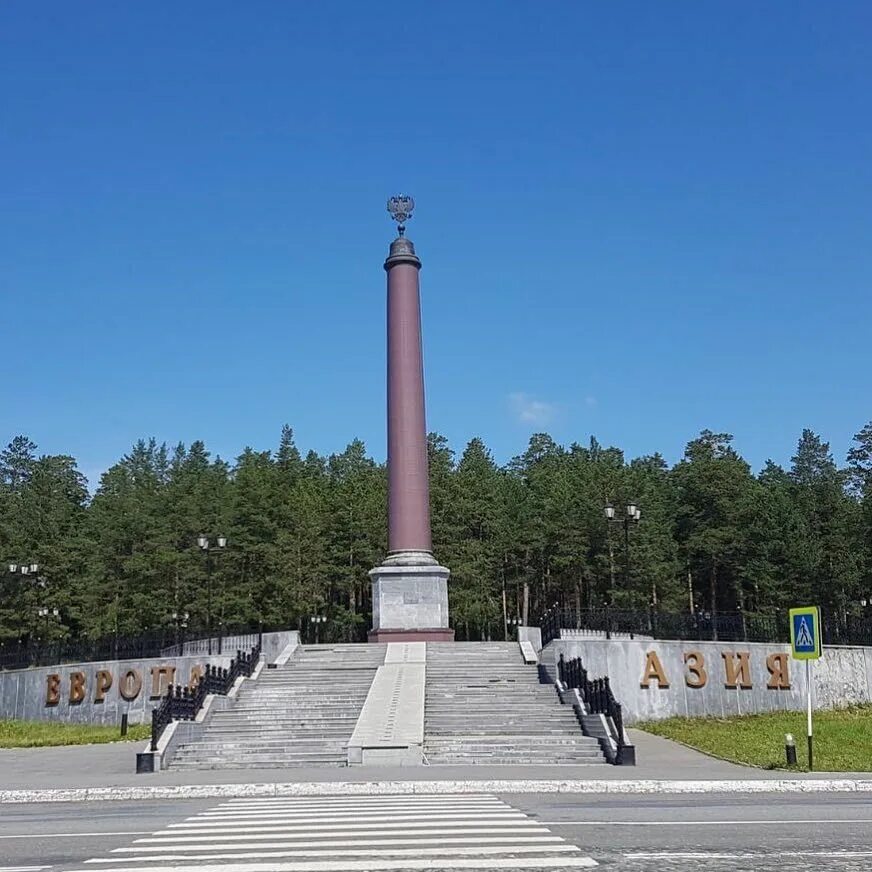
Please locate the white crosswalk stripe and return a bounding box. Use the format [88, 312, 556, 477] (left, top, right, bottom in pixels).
[0, 867, 53, 872]
[71, 793, 597, 869]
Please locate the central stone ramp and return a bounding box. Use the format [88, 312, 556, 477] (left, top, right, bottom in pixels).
[348, 641, 426, 765]
[424, 641, 606, 764]
[170, 644, 386, 769]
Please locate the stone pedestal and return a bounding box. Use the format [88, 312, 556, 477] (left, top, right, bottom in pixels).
[369, 551, 453, 643]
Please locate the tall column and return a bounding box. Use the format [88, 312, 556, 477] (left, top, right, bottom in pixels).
[386, 235, 432, 556]
[369, 195, 452, 643]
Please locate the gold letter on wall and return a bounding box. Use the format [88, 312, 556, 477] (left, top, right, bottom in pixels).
[45, 673, 61, 706]
[722, 652, 752, 689]
[150, 666, 177, 700]
[684, 651, 708, 688]
[766, 653, 791, 689]
[69, 671, 87, 704]
[94, 670, 113, 703]
[119, 669, 143, 701]
[641, 651, 670, 688]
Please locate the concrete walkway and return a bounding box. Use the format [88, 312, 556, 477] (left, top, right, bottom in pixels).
[1, 729, 868, 795]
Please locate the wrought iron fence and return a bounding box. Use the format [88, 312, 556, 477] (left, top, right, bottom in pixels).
[541, 605, 872, 648]
[165, 631, 261, 657]
[150, 642, 261, 751]
[0, 631, 175, 672]
[0, 623, 268, 672]
[822, 614, 872, 647]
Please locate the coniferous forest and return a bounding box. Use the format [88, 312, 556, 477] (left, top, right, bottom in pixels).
[1, 421, 871, 646]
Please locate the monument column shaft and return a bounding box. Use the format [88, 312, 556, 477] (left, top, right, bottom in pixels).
[370, 198, 451, 642]
[386, 259, 432, 554]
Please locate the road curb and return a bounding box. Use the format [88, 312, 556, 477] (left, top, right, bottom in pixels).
[3, 778, 872, 803]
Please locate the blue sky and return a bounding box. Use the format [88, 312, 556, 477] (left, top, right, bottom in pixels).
[2, 3, 870, 485]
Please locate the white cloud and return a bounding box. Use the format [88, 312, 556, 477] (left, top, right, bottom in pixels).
[509, 392, 556, 426]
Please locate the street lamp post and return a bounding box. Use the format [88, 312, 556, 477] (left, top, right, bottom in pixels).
[506, 615, 522, 641]
[604, 502, 641, 605]
[309, 614, 326, 645]
[37, 606, 59, 641]
[197, 535, 227, 655]
[7, 562, 45, 639]
[172, 610, 190, 653]
[857, 598, 871, 646]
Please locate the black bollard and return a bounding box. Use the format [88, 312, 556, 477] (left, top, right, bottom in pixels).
[785, 733, 798, 767]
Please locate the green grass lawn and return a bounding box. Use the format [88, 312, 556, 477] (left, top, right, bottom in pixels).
[638, 705, 872, 771]
[0, 719, 151, 748]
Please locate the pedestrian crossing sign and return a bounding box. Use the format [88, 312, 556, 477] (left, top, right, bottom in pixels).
[789, 606, 821, 660]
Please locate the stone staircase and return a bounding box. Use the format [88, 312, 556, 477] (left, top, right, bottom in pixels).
[423, 641, 607, 764]
[169, 644, 386, 769]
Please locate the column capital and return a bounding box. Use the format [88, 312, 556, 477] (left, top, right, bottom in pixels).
[384, 236, 421, 271]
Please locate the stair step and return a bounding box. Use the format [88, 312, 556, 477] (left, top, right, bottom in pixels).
[168, 644, 381, 770]
[427, 757, 607, 765]
[168, 641, 610, 770]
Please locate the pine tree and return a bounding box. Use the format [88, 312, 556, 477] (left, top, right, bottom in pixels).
[672, 431, 754, 631]
[848, 421, 872, 602]
[0, 436, 37, 491]
[451, 439, 503, 639]
[789, 430, 861, 619]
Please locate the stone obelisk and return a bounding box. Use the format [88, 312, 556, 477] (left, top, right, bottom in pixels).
[368, 195, 453, 642]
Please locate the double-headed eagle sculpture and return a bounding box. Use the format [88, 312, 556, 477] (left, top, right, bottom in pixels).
[387, 194, 414, 236]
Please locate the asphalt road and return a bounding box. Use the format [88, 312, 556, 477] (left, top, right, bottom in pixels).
[2, 792, 872, 870]
[516, 792, 872, 870]
[0, 799, 214, 869]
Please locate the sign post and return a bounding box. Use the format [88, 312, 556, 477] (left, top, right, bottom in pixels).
[789, 606, 821, 771]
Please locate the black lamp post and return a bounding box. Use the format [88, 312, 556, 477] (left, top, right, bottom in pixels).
[7, 562, 45, 639]
[604, 502, 641, 603]
[172, 610, 190, 652]
[507, 615, 522, 641]
[197, 535, 227, 655]
[309, 614, 326, 645]
[37, 606, 59, 641]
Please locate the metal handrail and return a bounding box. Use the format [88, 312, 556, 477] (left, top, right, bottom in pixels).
[558, 653, 626, 760]
[150, 642, 261, 751]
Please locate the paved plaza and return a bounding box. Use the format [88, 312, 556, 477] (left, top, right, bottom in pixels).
[0, 730, 820, 797]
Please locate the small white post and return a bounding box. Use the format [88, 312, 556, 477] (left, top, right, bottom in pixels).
[806, 658, 814, 771]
